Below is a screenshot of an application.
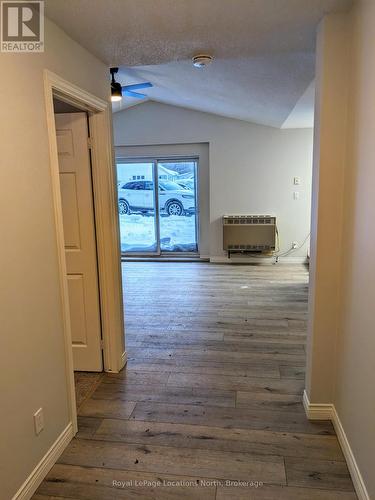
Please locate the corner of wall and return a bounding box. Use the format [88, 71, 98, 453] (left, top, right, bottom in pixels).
[305, 11, 352, 404]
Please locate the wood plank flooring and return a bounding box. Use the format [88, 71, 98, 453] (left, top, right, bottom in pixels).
[34, 262, 356, 500]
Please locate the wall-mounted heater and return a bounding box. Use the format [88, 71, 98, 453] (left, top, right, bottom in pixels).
[223, 215, 276, 257]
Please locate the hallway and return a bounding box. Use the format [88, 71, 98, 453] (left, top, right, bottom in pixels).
[34, 262, 356, 499]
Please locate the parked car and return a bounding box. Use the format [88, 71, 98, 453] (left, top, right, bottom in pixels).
[118, 180, 195, 216]
[176, 179, 195, 191]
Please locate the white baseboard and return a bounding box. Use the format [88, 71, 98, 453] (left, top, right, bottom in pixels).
[120, 350, 128, 370]
[302, 390, 334, 420]
[331, 406, 370, 500]
[105, 351, 127, 374]
[12, 422, 74, 500]
[303, 390, 369, 500]
[210, 255, 308, 264]
[199, 254, 210, 260]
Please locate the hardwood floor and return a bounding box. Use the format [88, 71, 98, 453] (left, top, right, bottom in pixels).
[34, 262, 356, 500]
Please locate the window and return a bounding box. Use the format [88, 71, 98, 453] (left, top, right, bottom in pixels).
[159, 181, 183, 191]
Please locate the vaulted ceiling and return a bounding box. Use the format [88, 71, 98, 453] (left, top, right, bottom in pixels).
[45, 0, 352, 128]
[112, 55, 315, 128]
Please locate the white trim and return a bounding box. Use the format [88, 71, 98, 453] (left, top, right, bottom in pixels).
[302, 390, 333, 420]
[89, 106, 126, 373]
[303, 390, 370, 500]
[331, 406, 370, 500]
[45, 70, 107, 112]
[43, 71, 78, 433]
[120, 350, 128, 370]
[210, 255, 308, 264]
[12, 423, 74, 500]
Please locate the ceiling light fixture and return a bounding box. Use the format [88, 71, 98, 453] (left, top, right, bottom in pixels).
[110, 67, 122, 102]
[192, 54, 213, 68]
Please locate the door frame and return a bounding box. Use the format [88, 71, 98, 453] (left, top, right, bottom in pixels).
[44, 70, 126, 433]
[116, 155, 200, 257]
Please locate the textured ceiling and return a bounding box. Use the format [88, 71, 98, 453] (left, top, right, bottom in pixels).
[45, 0, 352, 127]
[112, 55, 315, 128]
[45, 0, 352, 66]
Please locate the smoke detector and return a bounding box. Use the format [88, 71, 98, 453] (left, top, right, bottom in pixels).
[192, 54, 213, 68]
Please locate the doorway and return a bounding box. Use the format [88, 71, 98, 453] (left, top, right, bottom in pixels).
[44, 70, 125, 434]
[116, 158, 199, 255]
[53, 102, 106, 416]
[54, 108, 103, 372]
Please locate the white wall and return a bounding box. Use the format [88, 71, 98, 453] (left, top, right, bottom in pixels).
[0, 18, 110, 499]
[113, 102, 313, 260]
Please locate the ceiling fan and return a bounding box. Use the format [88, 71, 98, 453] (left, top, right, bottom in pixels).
[110, 67, 153, 102]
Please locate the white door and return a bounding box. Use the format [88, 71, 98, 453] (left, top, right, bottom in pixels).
[55, 113, 103, 371]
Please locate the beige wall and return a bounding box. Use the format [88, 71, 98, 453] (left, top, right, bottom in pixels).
[335, 1, 375, 496]
[306, 13, 350, 403]
[307, 2, 375, 497]
[113, 103, 313, 260]
[0, 18, 110, 499]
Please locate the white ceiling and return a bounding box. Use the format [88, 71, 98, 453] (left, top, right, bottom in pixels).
[45, 0, 352, 128]
[112, 56, 316, 128]
[281, 80, 316, 129]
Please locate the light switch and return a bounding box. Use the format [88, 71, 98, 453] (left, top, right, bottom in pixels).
[294, 177, 301, 185]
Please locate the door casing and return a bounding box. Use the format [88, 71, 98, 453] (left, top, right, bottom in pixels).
[44, 70, 126, 434]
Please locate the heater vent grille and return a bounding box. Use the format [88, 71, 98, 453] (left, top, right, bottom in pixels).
[228, 244, 272, 251]
[223, 215, 276, 253]
[223, 215, 275, 225]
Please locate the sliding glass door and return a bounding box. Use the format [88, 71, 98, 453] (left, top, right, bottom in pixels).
[157, 160, 198, 252]
[116, 158, 199, 255]
[116, 161, 158, 254]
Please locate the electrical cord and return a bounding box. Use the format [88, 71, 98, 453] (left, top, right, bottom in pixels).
[226, 225, 310, 263]
[275, 231, 310, 256]
[274, 230, 311, 263]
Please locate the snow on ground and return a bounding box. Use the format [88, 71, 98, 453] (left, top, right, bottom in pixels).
[119, 214, 197, 252]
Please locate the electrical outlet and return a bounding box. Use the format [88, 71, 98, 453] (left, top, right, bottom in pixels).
[292, 241, 299, 249]
[34, 408, 44, 435]
[293, 191, 300, 200]
[294, 176, 301, 185]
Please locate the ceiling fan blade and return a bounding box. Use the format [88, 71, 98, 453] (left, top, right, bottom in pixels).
[123, 89, 147, 99]
[122, 82, 153, 91]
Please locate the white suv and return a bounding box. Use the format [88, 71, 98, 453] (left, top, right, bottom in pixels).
[118, 180, 195, 216]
